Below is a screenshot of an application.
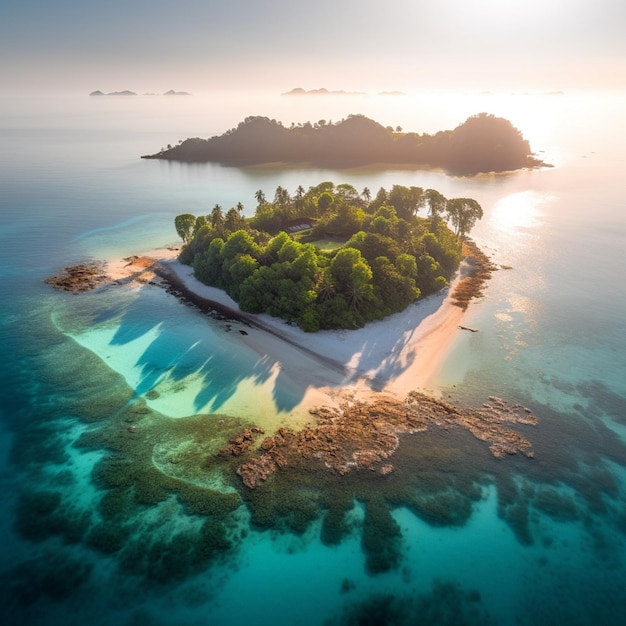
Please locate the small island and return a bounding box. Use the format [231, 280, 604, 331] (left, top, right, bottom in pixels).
[141, 113, 546, 175]
[174, 181, 483, 332]
[90, 90, 137, 96]
[282, 87, 367, 96]
[90, 89, 191, 96]
[44, 180, 537, 509]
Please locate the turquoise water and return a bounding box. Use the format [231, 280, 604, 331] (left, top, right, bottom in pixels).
[1, 92, 625, 625]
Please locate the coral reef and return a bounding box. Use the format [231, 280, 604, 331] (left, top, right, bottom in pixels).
[234, 392, 537, 489]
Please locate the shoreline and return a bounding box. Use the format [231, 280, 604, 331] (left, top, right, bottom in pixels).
[126, 252, 475, 407]
[48, 242, 492, 415]
[51, 245, 541, 488]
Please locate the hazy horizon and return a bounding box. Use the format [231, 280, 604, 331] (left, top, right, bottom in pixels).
[1, 0, 624, 96]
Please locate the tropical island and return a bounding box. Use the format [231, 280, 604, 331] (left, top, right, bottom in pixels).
[142, 112, 546, 175]
[174, 182, 483, 332]
[44, 179, 539, 517]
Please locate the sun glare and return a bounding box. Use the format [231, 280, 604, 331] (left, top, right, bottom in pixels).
[464, 0, 572, 25]
[489, 190, 551, 233]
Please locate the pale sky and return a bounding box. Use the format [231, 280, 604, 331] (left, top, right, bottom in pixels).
[1, 0, 624, 94]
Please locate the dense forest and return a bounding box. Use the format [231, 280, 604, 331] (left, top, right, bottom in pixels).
[175, 183, 483, 331]
[145, 113, 545, 175]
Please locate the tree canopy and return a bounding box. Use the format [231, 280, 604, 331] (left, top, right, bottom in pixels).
[175, 182, 483, 331]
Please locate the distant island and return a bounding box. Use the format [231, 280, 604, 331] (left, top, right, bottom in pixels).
[90, 90, 137, 96]
[282, 87, 367, 96]
[89, 89, 190, 96]
[141, 113, 546, 176]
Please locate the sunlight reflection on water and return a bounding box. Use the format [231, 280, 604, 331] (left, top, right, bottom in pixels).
[489, 190, 551, 233]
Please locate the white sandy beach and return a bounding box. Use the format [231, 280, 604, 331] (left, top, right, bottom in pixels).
[102, 246, 471, 424]
[106, 249, 470, 413]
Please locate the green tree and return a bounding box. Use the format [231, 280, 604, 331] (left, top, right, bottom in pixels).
[255, 189, 266, 206]
[192, 237, 225, 286]
[445, 198, 483, 238]
[221, 229, 260, 262]
[325, 203, 364, 237]
[224, 207, 246, 233]
[223, 253, 259, 300]
[417, 253, 448, 295]
[330, 248, 375, 315]
[425, 189, 447, 220]
[395, 253, 418, 278]
[317, 191, 334, 214]
[174, 213, 196, 244]
[274, 186, 291, 207]
[371, 256, 420, 313]
[210, 204, 225, 230]
[251, 202, 282, 233]
[294, 185, 306, 210]
[371, 187, 389, 211]
[335, 183, 359, 204]
[388, 185, 424, 220]
[194, 215, 207, 235]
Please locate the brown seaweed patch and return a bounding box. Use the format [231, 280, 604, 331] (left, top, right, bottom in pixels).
[86, 522, 127, 553]
[496, 475, 535, 545]
[406, 488, 475, 527]
[13, 489, 92, 545]
[10, 423, 70, 468]
[321, 490, 357, 546]
[117, 523, 234, 584]
[533, 487, 579, 522]
[329, 580, 495, 625]
[1, 550, 93, 608]
[361, 498, 402, 574]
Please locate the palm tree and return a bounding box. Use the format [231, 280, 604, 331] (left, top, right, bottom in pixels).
[317, 269, 336, 303]
[254, 189, 266, 206]
[294, 185, 306, 210]
[274, 185, 290, 207]
[210, 204, 224, 229]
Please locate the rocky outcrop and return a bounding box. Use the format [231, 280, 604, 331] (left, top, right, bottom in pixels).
[218, 427, 265, 457]
[234, 392, 538, 488]
[451, 239, 499, 310]
[44, 262, 109, 292]
[44, 256, 165, 293]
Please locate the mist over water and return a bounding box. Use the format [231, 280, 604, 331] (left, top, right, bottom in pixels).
[1, 90, 625, 625]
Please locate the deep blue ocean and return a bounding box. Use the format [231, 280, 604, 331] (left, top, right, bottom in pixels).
[1, 91, 625, 625]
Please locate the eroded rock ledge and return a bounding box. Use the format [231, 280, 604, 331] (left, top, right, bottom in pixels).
[44, 262, 109, 292]
[451, 239, 499, 310]
[235, 392, 538, 488]
[44, 256, 162, 293]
